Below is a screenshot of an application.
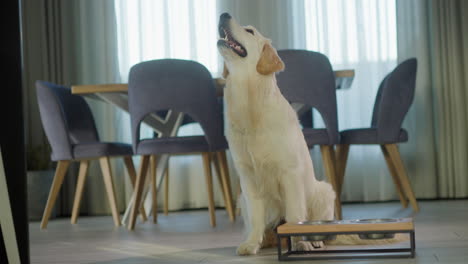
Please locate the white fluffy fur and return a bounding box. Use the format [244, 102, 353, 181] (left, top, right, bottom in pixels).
[218, 16, 336, 255]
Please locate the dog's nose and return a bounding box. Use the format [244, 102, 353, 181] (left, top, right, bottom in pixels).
[220, 13, 231, 21]
[219, 13, 231, 36]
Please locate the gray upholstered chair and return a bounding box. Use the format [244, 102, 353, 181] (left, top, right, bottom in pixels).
[335, 58, 419, 212]
[36, 81, 138, 229]
[276, 49, 342, 219]
[127, 59, 234, 230]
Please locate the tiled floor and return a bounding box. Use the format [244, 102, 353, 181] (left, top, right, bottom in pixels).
[30, 200, 468, 264]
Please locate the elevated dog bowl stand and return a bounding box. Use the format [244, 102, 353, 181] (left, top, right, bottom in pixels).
[276, 218, 415, 261]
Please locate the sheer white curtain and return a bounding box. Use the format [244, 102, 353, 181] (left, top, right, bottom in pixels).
[114, 0, 227, 211]
[114, 0, 219, 77]
[114, 0, 405, 208]
[396, 0, 437, 199]
[300, 0, 401, 202]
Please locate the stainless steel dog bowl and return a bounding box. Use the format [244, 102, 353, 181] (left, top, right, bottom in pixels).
[297, 220, 342, 225]
[352, 219, 398, 240]
[358, 233, 395, 240]
[297, 220, 340, 241]
[302, 234, 337, 241]
[352, 218, 399, 224]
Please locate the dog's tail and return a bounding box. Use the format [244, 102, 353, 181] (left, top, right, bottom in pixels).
[325, 233, 408, 246]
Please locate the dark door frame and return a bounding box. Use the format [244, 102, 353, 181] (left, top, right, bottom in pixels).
[0, 0, 30, 263]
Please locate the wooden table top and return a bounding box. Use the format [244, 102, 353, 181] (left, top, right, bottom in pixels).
[72, 69, 355, 95]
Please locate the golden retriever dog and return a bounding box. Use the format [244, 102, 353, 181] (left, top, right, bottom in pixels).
[217, 13, 408, 256]
[217, 13, 336, 255]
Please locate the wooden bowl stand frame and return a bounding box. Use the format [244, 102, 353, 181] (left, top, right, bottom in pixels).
[276, 218, 415, 261]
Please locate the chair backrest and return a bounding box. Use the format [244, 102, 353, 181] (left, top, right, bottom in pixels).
[371, 58, 417, 142]
[276, 50, 339, 144]
[128, 59, 225, 151]
[36, 81, 99, 160]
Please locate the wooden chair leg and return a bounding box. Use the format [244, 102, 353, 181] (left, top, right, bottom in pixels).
[164, 161, 169, 216]
[384, 144, 419, 212]
[211, 152, 226, 201]
[128, 155, 150, 230]
[99, 157, 121, 227]
[335, 144, 350, 196]
[217, 151, 235, 222]
[219, 152, 234, 205]
[150, 155, 158, 223]
[41, 160, 70, 229]
[211, 153, 230, 219]
[71, 160, 90, 224]
[202, 152, 216, 227]
[380, 145, 408, 208]
[235, 181, 242, 216]
[123, 156, 148, 221]
[0, 150, 21, 264]
[320, 145, 342, 220]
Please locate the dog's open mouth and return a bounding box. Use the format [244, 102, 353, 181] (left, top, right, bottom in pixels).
[218, 28, 247, 58]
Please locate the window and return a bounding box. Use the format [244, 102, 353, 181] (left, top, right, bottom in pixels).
[114, 0, 219, 82]
[303, 0, 397, 129]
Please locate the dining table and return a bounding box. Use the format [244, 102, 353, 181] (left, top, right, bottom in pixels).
[71, 69, 355, 227]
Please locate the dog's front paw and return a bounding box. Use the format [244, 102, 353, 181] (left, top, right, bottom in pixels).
[237, 242, 260, 255]
[295, 241, 326, 251]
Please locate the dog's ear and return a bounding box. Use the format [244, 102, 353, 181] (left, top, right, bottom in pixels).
[222, 62, 229, 79]
[256, 43, 285, 75]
